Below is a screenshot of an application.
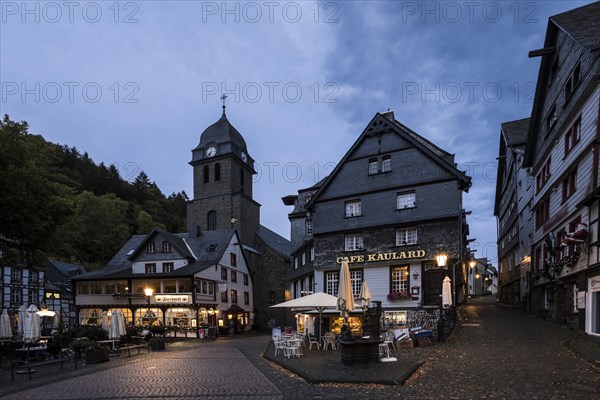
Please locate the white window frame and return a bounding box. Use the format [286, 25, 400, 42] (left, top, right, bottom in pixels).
[11, 268, 22, 282]
[382, 156, 391, 172]
[301, 252, 306, 266]
[11, 289, 22, 304]
[345, 234, 364, 251]
[397, 192, 416, 209]
[325, 271, 339, 296]
[345, 200, 362, 217]
[294, 257, 299, 270]
[148, 242, 156, 253]
[310, 247, 315, 261]
[396, 228, 417, 246]
[391, 266, 409, 293]
[368, 159, 378, 175]
[350, 270, 363, 298]
[145, 263, 157, 274]
[163, 262, 174, 273]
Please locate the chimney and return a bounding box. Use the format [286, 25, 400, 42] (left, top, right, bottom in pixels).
[188, 225, 201, 238]
[381, 109, 395, 121]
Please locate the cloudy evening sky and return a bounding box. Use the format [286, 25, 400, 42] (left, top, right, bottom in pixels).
[1, 0, 595, 264]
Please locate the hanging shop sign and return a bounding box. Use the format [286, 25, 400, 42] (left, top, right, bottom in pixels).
[155, 294, 190, 303]
[336, 250, 426, 264]
[218, 282, 227, 292]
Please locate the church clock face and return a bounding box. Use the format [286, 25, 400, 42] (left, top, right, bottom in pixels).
[206, 147, 217, 158]
[241, 151, 248, 163]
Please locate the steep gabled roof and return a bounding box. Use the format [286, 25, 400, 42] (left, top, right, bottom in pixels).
[501, 118, 530, 147]
[524, 2, 600, 166]
[550, 2, 600, 50]
[257, 225, 291, 260]
[127, 227, 195, 261]
[47, 260, 85, 277]
[307, 112, 471, 207]
[76, 229, 236, 281]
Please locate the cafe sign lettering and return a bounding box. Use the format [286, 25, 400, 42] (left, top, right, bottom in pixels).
[336, 250, 426, 264]
[155, 295, 189, 303]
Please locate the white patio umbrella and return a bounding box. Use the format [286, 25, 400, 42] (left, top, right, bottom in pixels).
[1, 309, 12, 338]
[116, 310, 127, 336]
[24, 304, 41, 342]
[101, 311, 110, 332]
[52, 311, 61, 332]
[17, 304, 27, 334]
[337, 259, 355, 320]
[270, 292, 338, 342]
[359, 280, 371, 309]
[442, 276, 453, 308]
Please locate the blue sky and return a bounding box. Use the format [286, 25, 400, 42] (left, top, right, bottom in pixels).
[1, 0, 594, 264]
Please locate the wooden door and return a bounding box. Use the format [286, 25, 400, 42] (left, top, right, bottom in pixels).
[424, 269, 446, 305]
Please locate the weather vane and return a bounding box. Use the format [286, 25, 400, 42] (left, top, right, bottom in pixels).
[221, 94, 227, 116]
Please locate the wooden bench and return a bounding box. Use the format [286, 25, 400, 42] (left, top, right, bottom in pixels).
[11, 350, 78, 381]
[117, 343, 149, 357]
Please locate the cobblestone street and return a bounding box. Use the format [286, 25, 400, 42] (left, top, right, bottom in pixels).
[2, 297, 598, 400]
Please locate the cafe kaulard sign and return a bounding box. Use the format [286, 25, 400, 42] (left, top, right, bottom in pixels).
[336, 250, 426, 264]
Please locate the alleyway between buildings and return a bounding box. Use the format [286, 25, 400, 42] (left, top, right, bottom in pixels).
[1, 296, 598, 400]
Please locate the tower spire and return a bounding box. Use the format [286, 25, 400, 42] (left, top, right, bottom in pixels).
[221, 94, 227, 116]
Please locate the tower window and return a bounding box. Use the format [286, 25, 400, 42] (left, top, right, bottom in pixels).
[207, 210, 217, 231]
[203, 165, 210, 183]
[215, 163, 221, 181]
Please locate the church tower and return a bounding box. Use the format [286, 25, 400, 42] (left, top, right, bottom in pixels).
[187, 103, 260, 248]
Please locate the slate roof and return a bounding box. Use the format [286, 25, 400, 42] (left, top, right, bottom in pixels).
[47, 260, 85, 277]
[128, 227, 195, 260]
[257, 225, 291, 259]
[194, 114, 248, 151]
[550, 2, 600, 50]
[501, 118, 530, 147]
[74, 229, 236, 281]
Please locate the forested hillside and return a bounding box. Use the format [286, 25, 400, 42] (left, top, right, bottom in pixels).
[0, 115, 187, 270]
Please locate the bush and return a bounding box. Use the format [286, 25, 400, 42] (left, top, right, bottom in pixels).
[74, 325, 108, 341]
[70, 338, 100, 353]
[150, 325, 166, 336]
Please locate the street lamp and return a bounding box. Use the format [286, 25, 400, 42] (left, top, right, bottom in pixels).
[436, 254, 448, 343]
[144, 288, 153, 324]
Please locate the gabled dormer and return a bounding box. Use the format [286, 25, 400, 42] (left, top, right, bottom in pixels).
[128, 227, 196, 274]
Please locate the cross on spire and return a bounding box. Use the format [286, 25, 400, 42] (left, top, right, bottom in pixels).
[221, 94, 227, 116]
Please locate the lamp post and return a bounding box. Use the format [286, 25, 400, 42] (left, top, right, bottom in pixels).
[436, 254, 448, 343]
[144, 288, 153, 325]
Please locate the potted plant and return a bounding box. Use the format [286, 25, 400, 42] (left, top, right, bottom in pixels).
[149, 337, 166, 351]
[70, 340, 109, 364]
[387, 291, 411, 301]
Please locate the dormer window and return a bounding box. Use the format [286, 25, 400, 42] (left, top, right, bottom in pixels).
[145, 263, 156, 273]
[163, 262, 174, 273]
[148, 242, 156, 253]
[230, 253, 237, 267]
[162, 241, 171, 253]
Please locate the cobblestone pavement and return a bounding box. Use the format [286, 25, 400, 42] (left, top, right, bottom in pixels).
[2, 296, 598, 399]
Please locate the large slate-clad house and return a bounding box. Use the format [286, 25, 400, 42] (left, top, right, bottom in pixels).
[284, 111, 471, 332]
[73, 109, 290, 331]
[494, 118, 534, 305]
[521, 2, 600, 334]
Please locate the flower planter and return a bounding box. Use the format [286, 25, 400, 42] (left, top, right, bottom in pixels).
[149, 338, 166, 351]
[85, 348, 109, 364]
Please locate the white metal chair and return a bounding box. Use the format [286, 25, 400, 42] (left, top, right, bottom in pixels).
[273, 337, 287, 356]
[383, 330, 396, 351]
[308, 335, 320, 350]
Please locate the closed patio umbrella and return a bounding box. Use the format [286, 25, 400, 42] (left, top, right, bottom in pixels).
[1, 309, 12, 338]
[24, 304, 41, 342]
[52, 311, 61, 332]
[17, 304, 27, 334]
[442, 276, 453, 308]
[359, 280, 371, 309]
[337, 259, 355, 318]
[116, 310, 127, 336]
[101, 311, 110, 332]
